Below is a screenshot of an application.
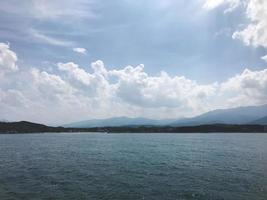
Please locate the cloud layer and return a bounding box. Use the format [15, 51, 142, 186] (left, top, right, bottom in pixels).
[0, 43, 267, 124]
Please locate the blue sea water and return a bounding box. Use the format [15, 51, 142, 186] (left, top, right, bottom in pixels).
[0, 133, 266, 200]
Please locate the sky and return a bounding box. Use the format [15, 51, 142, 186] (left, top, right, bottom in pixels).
[0, 0, 267, 125]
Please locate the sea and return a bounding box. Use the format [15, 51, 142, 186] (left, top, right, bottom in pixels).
[0, 133, 266, 200]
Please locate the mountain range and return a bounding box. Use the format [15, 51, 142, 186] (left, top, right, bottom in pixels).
[63, 117, 176, 128]
[250, 116, 267, 125]
[171, 104, 267, 126]
[63, 104, 267, 128]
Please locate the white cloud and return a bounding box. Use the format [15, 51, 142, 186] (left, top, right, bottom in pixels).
[261, 55, 267, 62]
[232, 0, 267, 48]
[0, 42, 267, 124]
[221, 68, 267, 106]
[110, 65, 217, 109]
[73, 47, 87, 54]
[58, 62, 93, 86]
[203, 0, 240, 11]
[204, 0, 267, 48]
[0, 43, 18, 76]
[30, 68, 73, 97]
[30, 29, 73, 47]
[0, 0, 97, 21]
[58, 61, 113, 100]
[203, 0, 226, 9]
[31, 0, 97, 20]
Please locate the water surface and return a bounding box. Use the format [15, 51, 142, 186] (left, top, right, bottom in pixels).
[0, 133, 266, 200]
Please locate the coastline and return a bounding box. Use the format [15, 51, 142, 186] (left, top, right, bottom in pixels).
[1, 121, 266, 134]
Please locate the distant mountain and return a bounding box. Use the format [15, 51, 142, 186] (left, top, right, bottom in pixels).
[249, 116, 267, 125]
[64, 104, 267, 128]
[171, 104, 267, 126]
[63, 117, 175, 128]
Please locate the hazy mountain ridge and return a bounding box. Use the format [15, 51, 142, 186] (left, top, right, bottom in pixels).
[63, 117, 176, 128]
[249, 116, 267, 125]
[64, 104, 267, 128]
[171, 104, 267, 126]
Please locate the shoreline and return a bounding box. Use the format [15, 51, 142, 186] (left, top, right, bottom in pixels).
[0, 121, 266, 134]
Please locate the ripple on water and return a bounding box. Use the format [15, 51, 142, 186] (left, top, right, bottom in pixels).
[0, 133, 266, 200]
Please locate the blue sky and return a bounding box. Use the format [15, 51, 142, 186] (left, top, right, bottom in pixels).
[0, 0, 267, 124]
[1, 0, 266, 81]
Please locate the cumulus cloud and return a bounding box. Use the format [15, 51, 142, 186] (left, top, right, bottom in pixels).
[73, 47, 87, 54]
[57, 61, 113, 107]
[0, 42, 267, 124]
[110, 65, 217, 108]
[204, 0, 267, 48]
[221, 68, 267, 105]
[232, 0, 267, 48]
[0, 42, 18, 75]
[58, 62, 93, 86]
